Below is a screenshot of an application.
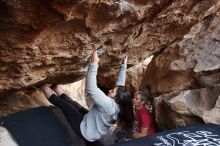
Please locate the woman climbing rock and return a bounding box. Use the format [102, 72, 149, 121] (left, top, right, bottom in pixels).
[40, 50, 134, 146]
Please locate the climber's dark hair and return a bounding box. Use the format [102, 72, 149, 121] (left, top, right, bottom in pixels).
[115, 86, 135, 136]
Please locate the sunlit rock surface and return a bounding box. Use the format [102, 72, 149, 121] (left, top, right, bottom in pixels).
[59, 79, 93, 109]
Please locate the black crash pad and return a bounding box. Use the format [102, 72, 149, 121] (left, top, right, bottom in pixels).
[1, 106, 220, 146]
[0, 106, 86, 146]
[111, 124, 220, 146]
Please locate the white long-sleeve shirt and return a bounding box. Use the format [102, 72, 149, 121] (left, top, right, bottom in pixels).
[80, 64, 127, 142]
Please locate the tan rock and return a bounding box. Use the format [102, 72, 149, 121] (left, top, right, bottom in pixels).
[0, 0, 217, 95]
[154, 85, 220, 130]
[0, 79, 92, 116]
[59, 79, 93, 109]
[143, 2, 220, 94]
[0, 0, 220, 132]
[203, 95, 220, 124]
[98, 56, 152, 92]
[0, 90, 50, 116]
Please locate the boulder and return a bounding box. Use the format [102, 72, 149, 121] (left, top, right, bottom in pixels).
[143, 2, 220, 94]
[0, 0, 217, 94]
[154, 85, 220, 130]
[98, 56, 153, 92]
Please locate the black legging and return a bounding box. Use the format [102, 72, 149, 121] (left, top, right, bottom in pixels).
[49, 93, 103, 146]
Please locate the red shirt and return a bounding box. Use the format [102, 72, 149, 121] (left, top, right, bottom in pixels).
[136, 106, 155, 136]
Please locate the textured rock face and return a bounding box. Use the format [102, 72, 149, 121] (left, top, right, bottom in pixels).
[145, 2, 220, 129]
[59, 79, 93, 109]
[0, 0, 217, 94]
[154, 85, 220, 130]
[98, 56, 152, 92]
[0, 90, 50, 116]
[0, 0, 220, 131]
[154, 95, 204, 131]
[0, 79, 91, 116]
[144, 2, 220, 94]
